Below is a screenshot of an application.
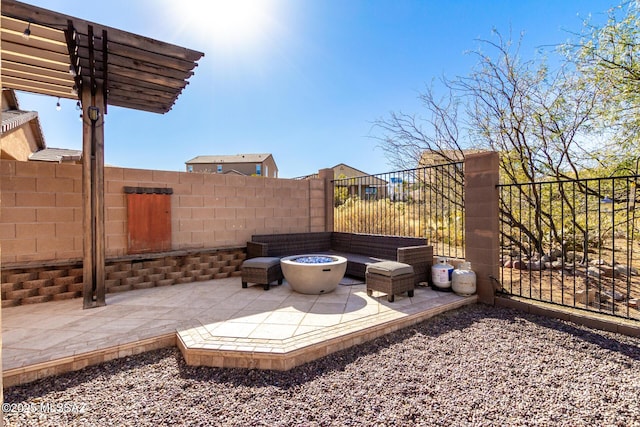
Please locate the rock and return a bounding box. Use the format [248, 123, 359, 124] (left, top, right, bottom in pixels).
[550, 261, 564, 270]
[587, 266, 602, 278]
[503, 259, 513, 268]
[575, 289, 597, 304]
[614, 265, 639, 276]
[527, 261, 544, 271]
[565, 251, 583, 264]
[512, 260, 526, 270]
[603, 290, 626, 301]
[629, 298, 639, 308]
[541, 253, 556, 263]
[599, 266, 619, 278]
[590, 259, 608, 266]
[550, 248, 564, 259]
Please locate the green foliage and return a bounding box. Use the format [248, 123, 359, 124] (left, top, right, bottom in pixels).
[568, 0, 640, 155]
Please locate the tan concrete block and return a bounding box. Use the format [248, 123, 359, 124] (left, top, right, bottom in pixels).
[2, 208, 38, 224]
[273, 187, 292, 200]
[0, 223, 16, 239]
[123, 168, 154, 182]
[55, 163, 81, 179]
[179, 219, 204, 232]
[152, 170, 180, 183]
[1, 176, 36, 192]
[235, 208, 256, 219]
[214, 207, 236, 219]
[169, 183, 191, 195]
[16, 192, 55, 207]
[173, 207, 193, 220]
[105, 221, 125, 235]
[290, 207, 308, 218]
[265, 197, 282, 208]
[236, 186, 256, 198]
[264, 217, 283, 229]
[106, 235, 127, 252]
[191, 207, 216, 219]
[37, 237, 75, 254]
[105, 194, 126, 208]
[56, 192, 82, 208]
[105, 166, 125, 180]
[37, 177, 75, 193]
[15, 160, 55, 177]
[2, 238, 36, 257]
[106, 180, 126, 193]
[36, 207, 75, 222]
[16, 223, 56, 239]
[259, 186, 274, 198]
[215, 185, 236, 198]
[179, 172, 205, 185]
[225, 174, 246, 187]
[106, 206, 127, 222]
[245, 197, 265, 208]
[179, 195, 204, 208]
[244, 218, 265, 231]
[226, 197, 247, 208]
[214, 229, 238, 244]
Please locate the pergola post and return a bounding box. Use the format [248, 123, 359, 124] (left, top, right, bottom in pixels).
[82, 80, 106, 308]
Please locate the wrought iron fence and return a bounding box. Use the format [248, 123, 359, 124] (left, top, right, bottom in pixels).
[333, 162, 464, 258]
[498, 175, 640, 320]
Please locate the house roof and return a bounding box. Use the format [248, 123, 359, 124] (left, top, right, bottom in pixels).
[1, 0, 204, 114]
[186, 153, 274, 165]
[29, 147, 82, 162]
[1, 89, 46, 149]
[294, 163, 373, 180]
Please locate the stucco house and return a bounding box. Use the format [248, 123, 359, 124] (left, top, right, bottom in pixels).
[298, 163, 388, 200]
[1, 89, 82, 164]
[185, 153, 278, 178]
[1, 88, 45, 161]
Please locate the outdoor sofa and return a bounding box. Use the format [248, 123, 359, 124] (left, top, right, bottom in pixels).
[246, 232, 433, 285]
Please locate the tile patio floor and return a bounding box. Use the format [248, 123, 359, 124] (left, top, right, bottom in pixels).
[2, 277, 476, 387]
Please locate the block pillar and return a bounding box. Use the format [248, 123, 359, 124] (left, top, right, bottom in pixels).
[464, 152, 500, 305]
[319, 168, 334, 232]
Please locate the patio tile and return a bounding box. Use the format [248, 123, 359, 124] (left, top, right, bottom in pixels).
[249, 324, 298, 340]
[1, 275, 477, 380]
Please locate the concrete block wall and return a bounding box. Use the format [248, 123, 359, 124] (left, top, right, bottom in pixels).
[0, 249, 246, 308]
[1, 160, 327, 264]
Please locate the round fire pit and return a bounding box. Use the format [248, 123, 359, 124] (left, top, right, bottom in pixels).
[280, 254, 347, 294]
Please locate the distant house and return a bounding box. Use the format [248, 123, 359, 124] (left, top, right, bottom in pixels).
[419, 149, 486, 167]
[298, 163, 388, 200]
[1, 88, 45, 161]
[1, 89, 82, 164]
[185, 153, 278, 178]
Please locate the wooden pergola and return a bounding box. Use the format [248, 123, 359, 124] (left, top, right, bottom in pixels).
[0, 0, 204, 308]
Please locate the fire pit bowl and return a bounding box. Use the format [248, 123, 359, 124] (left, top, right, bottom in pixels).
[280, 254, 347, 294]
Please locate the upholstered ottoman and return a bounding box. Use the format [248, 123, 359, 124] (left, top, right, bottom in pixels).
[366, 261, 415, 302]
[241, 257, 283, 291]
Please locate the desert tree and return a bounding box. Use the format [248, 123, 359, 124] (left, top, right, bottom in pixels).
[373, 29, 604, 257]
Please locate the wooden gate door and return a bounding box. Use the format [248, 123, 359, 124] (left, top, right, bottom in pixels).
[125, 187, 172, 254]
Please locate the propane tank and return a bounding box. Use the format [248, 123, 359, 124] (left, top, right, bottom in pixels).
[431, 258, 454, 290]
[452, 261, 477, 296]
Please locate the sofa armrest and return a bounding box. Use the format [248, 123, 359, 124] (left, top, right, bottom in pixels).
[397, 245, 433, 284]
[247, 241, 269, 259]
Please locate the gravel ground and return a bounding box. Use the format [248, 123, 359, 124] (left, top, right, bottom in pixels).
[4, 304, 640, 427]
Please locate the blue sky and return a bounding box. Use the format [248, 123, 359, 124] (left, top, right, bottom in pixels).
[18, 0, 611, 178]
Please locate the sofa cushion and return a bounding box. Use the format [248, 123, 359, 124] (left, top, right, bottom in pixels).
[242, 257, 281, 269]
[366, 261, 414, 277]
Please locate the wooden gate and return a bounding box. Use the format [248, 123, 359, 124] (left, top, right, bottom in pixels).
[125, 187, 173, 254]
